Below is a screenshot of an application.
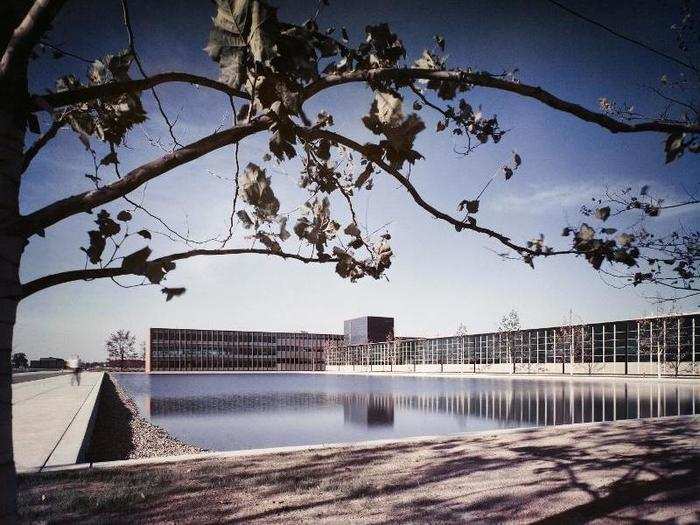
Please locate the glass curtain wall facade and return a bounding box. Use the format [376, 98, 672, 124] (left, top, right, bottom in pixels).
[148, 328, 343, 372]
[326, 313, 700, 376]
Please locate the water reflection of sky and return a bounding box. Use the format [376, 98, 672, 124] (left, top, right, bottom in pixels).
[114, 373, 699, 451]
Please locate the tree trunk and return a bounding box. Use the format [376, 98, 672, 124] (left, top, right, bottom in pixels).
[0, 89, 27, 521]
[0, 272, 20, 522]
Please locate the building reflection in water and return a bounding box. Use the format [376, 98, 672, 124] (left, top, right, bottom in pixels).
[343, 394, 394, 427]
[143, 380, 697, 430]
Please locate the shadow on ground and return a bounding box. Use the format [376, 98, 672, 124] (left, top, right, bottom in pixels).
[18, 416, 700, 524]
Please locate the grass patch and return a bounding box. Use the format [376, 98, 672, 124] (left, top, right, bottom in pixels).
[17, 467, 177, 521]
[343, 480, 376, 499]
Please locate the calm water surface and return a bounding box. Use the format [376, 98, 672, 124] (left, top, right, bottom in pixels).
[115, 373, 699, 451]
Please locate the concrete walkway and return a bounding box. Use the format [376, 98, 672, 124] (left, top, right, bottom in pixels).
[12, 372, 104, 472]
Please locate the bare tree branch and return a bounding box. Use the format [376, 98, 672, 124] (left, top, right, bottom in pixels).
[659, 200, 700, 211]
[220, 95, 241, 247]
[600, 268, 700, 297]
[20, 66, 697, 248]
[33, 68, 700, 137]
[31, 72, 250, 111]
[106, 145, 220, 246]
[120, 0, 181, 148]
[304, 69, 700, 135]
[21, 117, 64, 173]
[0, 0, 67, 78]
[544, 0, 698, 73]
[648, 86, 699, 118]
[38, 39, 92, 63]
[21, 247, 339, 298]
[11, 116, 273, 237]
[297, 125, 574, 258]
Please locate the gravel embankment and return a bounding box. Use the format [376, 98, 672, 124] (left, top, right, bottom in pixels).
[88, 374, 204, 462]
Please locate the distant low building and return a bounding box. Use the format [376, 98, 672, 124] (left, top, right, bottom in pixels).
[107, 358, 145, 370]
[81, 361, 106, 370]
[29, 357, 65, 370]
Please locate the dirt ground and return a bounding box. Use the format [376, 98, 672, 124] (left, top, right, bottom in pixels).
[18, 416, 699, 524]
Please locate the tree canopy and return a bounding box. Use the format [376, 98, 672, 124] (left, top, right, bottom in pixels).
[10, 0, 698, 304]
[11, 353, 28, 369]
[105, 329, 137, 369]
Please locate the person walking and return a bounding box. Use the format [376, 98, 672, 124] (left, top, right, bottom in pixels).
[68, 355, 82, 386]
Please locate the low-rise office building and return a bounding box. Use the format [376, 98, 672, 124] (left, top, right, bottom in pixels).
[146, 328, 342, 372]
[327, 312, 700, 376]
[148, 312, 700, 376]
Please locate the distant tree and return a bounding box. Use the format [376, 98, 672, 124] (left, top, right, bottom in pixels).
[384, 329, 396, 369]
[658, 305, 682, 377]
[555, 311, 578, 374]
[637, 317, 662, 378]
[138, 340, 146, 359]
[553, 310, 598, 374]
[573, 323, 596, 374]
[11, 353, 27, 369]
[497, 310, 520, 372]
[637, 304, 681, 377]
[455, 323, 469, 336]
[662, 315, 682, 377]
[105, 330, 136, 370]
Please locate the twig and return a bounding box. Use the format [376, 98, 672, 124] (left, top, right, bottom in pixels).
[545, 0, 698, 73]
[121, 0, 182, 149]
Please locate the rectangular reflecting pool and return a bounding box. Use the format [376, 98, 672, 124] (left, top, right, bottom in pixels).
[114, 373, 699, 452]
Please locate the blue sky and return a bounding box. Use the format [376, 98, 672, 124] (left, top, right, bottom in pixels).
[17, 0, 700, 361]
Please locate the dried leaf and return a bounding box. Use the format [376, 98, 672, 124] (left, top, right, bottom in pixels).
[617, 233, 634, 247]
[121, 246, 152, 274]
[354, 163, 373, 189]
[100, 152, 119, 166]
[96, 210, 120, 237]
[81, 230, 106, 264]
[237, 210, 255, 229]
[162, 287, 186, 301]
[239, 163, 280, 220]
[664, 133, 684, 164]
[458, 199, 479, 214]
[434, 34, 445, 51]
[362, 91, 425, 169]
[595, 207, 610, 221]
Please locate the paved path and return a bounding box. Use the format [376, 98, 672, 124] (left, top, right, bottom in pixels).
[12, 372, 104, 472]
